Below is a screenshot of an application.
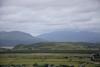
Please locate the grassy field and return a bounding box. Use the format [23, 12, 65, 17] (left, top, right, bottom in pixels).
[0, 53, 96, 67]
[0, 42, 100, 67]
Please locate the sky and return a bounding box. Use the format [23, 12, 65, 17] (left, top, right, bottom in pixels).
[0, 0, 100, 36]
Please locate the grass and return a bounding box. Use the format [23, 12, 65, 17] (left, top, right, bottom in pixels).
[0, 58, 95, 67]
[0, 53, 96, 67]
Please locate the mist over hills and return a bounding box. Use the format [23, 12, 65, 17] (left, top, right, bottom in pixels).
[38, 31, 100, 43]
[0, 31, 44, 47]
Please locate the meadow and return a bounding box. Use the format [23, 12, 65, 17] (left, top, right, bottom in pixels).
[0, 53, 96, 67]
[0, 42, 100, 67]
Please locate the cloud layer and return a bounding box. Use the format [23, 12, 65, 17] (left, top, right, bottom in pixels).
[0, 0, 100, 36]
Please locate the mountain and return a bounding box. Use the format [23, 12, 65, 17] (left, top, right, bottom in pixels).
[38, 31, 100, 43]
[0, 31, 44, 47]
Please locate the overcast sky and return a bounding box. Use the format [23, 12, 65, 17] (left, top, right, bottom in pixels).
[0, 0, 100, 36]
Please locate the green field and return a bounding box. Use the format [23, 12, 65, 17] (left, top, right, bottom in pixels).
[0, 53, 96, 67]
[0, 42, 100, 67]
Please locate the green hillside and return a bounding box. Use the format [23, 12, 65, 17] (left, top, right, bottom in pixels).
[13, 42, 100, 50]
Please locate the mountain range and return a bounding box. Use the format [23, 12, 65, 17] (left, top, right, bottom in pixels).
[0, 31, 44, 47]
[0, 30, 100, 47]
[38, 30, 100, 43]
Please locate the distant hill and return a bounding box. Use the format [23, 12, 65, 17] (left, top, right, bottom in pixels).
[38, 31, 100, 43]
[13, 42, 100, 50]
[0, 31, 44, 47]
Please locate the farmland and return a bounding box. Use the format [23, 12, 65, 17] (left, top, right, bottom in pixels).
[0, 42, 100, 67]
[0, 53, 96, 67]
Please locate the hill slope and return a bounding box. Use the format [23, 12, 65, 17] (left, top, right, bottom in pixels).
[13, 42, 100, 50]
[38, 31, 100, 43]
[0, 31, 44, 47]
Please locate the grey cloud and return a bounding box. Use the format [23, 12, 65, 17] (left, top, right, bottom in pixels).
[0, 0, 100, 35]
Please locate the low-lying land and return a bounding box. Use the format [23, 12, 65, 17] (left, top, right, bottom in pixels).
[0, 42, 100, 67]
[0, 53, 96, 67]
